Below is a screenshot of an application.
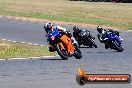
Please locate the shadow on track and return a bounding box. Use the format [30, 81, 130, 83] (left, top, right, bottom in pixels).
[40, 58, 63, 61]
[86, 52, 93, 53]
[98, 51, 107, 53]
[79, 46, 92, 48]
[97, 50, 120, 54]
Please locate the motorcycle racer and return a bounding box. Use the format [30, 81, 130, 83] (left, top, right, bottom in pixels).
[97, 26, 122, 42]
[73, 26, 95, 41]
[73, 26, 96, 48]
[97, 26, 122, 49]
[44, 22, 77, 56]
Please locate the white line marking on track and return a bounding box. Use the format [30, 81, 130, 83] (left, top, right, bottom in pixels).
[41, 55, 59, 58]
[40, 45, 44, 46]
[2, 39, 6, 40]
[12, 41, 17, 43]
[0, 59, 7, 60]
[34, 44, 38, 46]
[127, 30, 132, 32]
[0, 56, 59, 60]
[21, 42, 26, 44]
[27, 43, 32, 45]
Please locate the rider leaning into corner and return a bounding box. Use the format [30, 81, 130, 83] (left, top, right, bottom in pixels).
[44, 22, 77, 55]
[73, 26, 95, 40]
[97, 26, 123, 48]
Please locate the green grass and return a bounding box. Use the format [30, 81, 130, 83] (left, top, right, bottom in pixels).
[0, 0, 132, 29]
[0, 40, 57, 59]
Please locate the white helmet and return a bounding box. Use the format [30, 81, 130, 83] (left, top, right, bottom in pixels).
[45, 22, 53, 29]
[44, 22, 53, 33]
[97, 26, 103, 33]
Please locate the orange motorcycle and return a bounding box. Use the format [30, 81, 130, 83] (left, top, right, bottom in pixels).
[48, 28, 82, 60]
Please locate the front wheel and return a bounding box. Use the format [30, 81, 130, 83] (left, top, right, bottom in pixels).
[112, 41, 124, 52]
[88, 38, 97, 48]
[73, 47, 82, 59]
[55, 43, 69, 60]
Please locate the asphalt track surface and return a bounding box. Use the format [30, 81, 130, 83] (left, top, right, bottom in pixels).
[0, 17, 132, 88]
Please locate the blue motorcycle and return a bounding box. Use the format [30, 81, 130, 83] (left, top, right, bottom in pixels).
[98, 31, 124, 52]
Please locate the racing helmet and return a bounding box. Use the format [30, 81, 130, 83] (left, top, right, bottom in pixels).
[97, 26, 103, 33]
[73, 26, 79, 33]
[44, 22, 53, 33]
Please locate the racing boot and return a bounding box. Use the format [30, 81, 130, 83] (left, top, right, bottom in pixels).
[105, 44, 109, 49]
[49, 45, 56, 52]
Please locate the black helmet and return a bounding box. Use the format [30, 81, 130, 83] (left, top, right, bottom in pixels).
[73, 26, 79, 33]
[97, 26, 103, 33]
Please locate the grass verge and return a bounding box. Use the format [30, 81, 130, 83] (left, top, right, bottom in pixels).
[0, 0, 132, 29]
[0, 39, 57, 59]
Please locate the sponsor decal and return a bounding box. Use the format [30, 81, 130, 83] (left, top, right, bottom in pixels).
[76, 67, 131, 85]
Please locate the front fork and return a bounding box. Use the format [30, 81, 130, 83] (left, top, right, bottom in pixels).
[114, 36, 122, 46]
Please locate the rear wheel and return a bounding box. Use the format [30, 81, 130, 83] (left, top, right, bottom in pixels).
[55, 43, 68, 60]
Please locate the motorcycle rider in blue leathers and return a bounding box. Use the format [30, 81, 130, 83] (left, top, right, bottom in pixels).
[44, 22, 77, 55]
[97, 26, 123, 49]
